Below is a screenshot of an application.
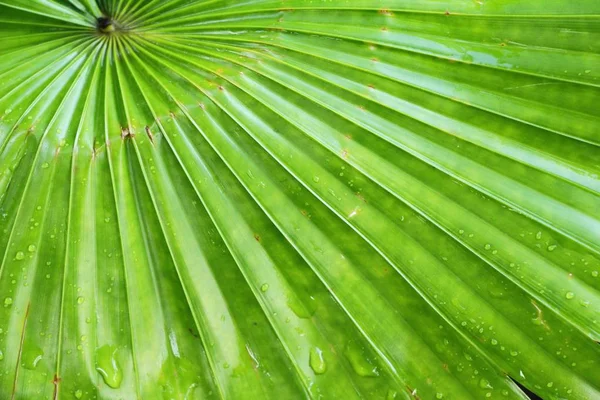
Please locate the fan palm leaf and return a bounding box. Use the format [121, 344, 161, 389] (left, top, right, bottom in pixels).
[0, 1, 598, 399]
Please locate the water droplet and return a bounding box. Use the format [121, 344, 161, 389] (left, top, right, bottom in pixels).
[592, 271, 598, 278]
[479, 378, 492, 389]
[77, 297, 84, 304]
[309, 347, 327, 374]
[436, 393, 444, 399]
[312, 176, 320, 183]
[95, 345, 122, 388]
[510, 350, 518, 357]
[104, 217, 110, 223]
[491, 339, 498, 345]
[535, 231, 542, 240]
[4, 298, 12, 306]
[386, 389, 398, 399]
[15, 252, 24, 261]
[547, 245, 557, 252]
[344, 342, 379, 377]
[0, 350, 3, 360]
[580, 300, 590, 307]
[28, 245, 36, 253]
[41, 163, 49, 169]
[260, 283, 269, 292]
[75, 389, 83, 398]
[565, 292, 575, 300]
[22, 345, 43, 370]
[287, 294, 317, 319]
[484, 244, 491, 250]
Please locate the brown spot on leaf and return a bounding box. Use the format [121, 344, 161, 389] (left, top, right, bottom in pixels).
[11, 303, 31, 400]
[145, 126, 154, 144]
[52, 374, 61, 400]
[405, 385, 421, 399]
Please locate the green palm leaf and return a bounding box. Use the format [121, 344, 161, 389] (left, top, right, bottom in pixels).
[0, 1, 598, 399]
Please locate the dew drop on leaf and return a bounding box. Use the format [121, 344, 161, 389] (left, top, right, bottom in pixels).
[479, 378, 492, 389]
[344, 341, 379, 377]
[22, 345, 43, 370]
[95, 345, 122, 388]
[580, 300, 590, 307]
[565, 292, 575, 300]
[309, 347, 327, 374]
[287, 294, 317, 319]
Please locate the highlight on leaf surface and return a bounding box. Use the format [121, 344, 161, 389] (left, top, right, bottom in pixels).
[0, 0, 598, 399]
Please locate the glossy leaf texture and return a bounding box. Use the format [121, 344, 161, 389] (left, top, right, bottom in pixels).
[0, 1, 599, 399]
